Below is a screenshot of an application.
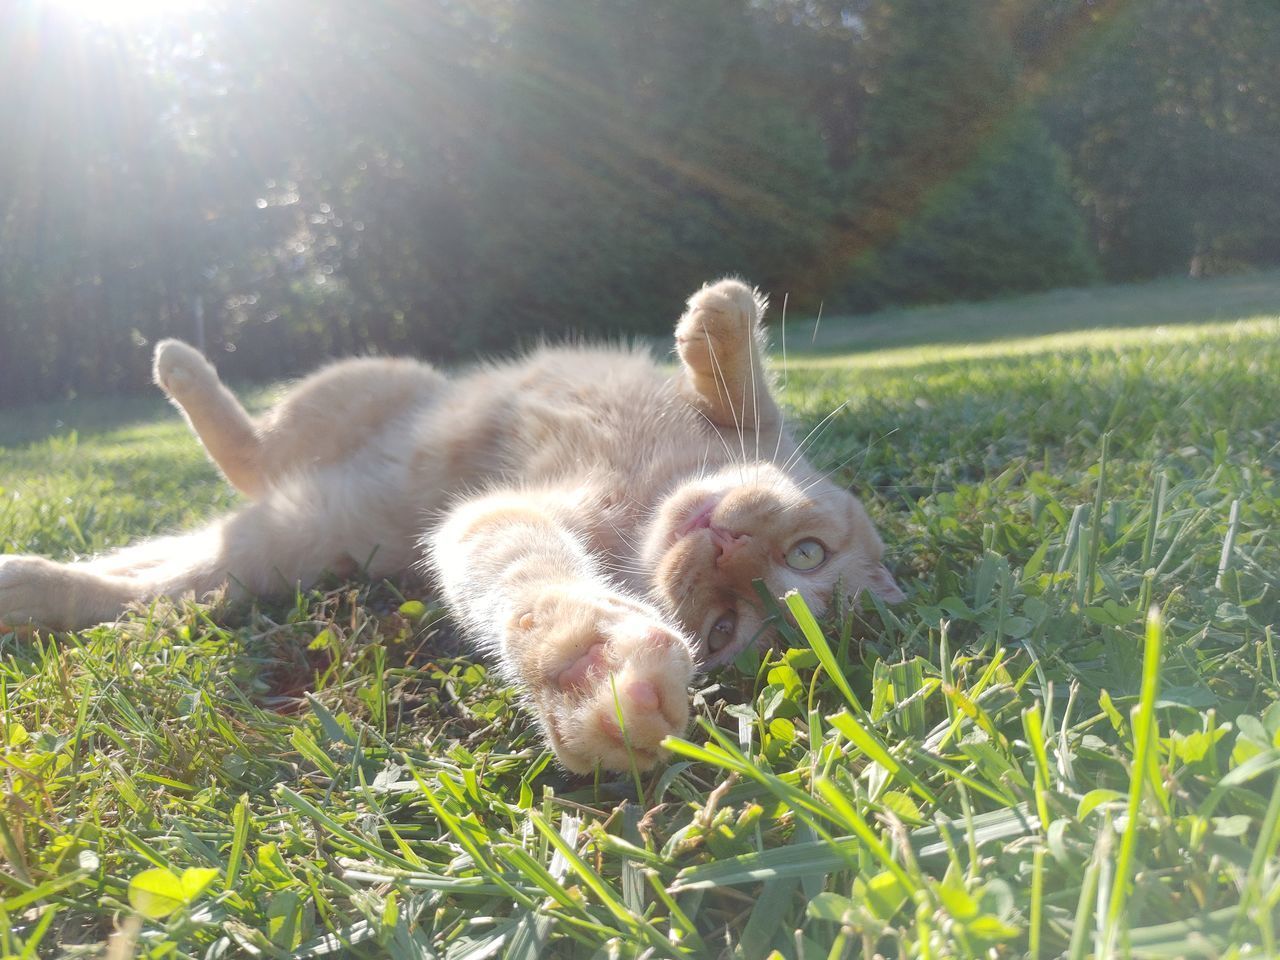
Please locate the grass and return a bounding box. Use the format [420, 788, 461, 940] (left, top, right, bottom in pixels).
[1, 270, 1279, 958]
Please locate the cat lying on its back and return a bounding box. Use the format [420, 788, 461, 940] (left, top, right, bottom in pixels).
[0, 279, 903, 772]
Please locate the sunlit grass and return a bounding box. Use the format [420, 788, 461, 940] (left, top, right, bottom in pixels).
[793, 314, 1280, 372]
[1, 273, 1278, 956]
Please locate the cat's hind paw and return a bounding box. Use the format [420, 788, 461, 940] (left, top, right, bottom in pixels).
[153, 339, 219, 400]
[0, 555, 135, 631]
[515, 586, 695, 774]
[0, 555, 66, 630]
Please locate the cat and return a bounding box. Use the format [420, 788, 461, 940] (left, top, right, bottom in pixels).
[0, 278, 904, 773]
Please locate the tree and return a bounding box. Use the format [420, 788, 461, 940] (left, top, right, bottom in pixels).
[830, 0, 1098, 308]
[2, 0, 1277, 403]
[1043, 0, 1280, 279]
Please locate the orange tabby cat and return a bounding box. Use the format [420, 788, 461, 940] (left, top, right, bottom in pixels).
[0, 279, 903, 772]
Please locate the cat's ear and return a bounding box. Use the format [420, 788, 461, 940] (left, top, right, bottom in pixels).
[868, 564, 906, 603]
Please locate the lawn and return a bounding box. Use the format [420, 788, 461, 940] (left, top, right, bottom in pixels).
[2, 272, 1279, 958]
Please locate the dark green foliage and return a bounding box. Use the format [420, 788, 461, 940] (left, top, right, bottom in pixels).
[1, 0, 1277, 402]
[833, 1, 1097, 308]
[453, 0, 839, 349]
[844, 115, 1099, 309]
[1042, 0, 1280, 280]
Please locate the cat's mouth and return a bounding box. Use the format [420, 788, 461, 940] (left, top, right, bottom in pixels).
[671, 494, 721, 544]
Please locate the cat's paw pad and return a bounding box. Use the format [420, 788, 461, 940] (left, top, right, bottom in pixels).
[153, 339, 216, 398]
[519, 588, 695, 773]
[675, 278, 765, 372]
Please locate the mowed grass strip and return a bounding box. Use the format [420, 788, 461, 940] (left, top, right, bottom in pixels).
[1, 273, 1278, 957]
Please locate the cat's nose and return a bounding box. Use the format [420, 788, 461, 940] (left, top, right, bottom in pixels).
[710, 527, 751, 565]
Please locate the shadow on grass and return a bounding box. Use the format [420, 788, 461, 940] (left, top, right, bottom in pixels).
[0, 384, 280, 449]
[0, 394, 177, 448]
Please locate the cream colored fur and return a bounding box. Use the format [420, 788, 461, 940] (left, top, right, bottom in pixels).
[0, 279, 903, 773]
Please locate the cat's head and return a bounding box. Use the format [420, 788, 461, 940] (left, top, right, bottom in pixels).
[640, 461, 904, 669]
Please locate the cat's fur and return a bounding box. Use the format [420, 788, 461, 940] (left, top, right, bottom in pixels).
[0, 279, 903, 772]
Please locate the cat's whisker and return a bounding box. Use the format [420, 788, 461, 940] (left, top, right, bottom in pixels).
[798, 428, 901, 497]
[690, 405, 741, 468]
[790, 396, 862, 468]
[611, 543, 645, 564]
[779, 291, 788, 391]
[693, 448, 716, 486]
[701, 330, 748, 482]
[781, 400, 850, 474]
[697, 318, 733, 418]
[603, 562, 651, 581]
[748, 292, 762, 467]
[670, 579, 700, 622]
[782, 414, 833, 474]
[605, 525, 642, 551]
[769, 292, 791, 468]
[770, 412, 789, 467]
[799, 451, 864, 490]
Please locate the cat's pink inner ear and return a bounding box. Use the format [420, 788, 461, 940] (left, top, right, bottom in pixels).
[869, 564, 906, 603]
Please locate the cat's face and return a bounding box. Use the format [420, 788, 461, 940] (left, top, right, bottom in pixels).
[641, 461, 904, 668]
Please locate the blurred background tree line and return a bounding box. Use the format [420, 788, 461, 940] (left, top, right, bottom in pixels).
[2, 0, 1278, 403]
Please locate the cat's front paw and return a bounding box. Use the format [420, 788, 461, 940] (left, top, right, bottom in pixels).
[513, 586, 695, 774]
[675, 278, 765, 376]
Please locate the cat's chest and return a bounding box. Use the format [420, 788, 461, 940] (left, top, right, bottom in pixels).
[513, 378, 724, 490]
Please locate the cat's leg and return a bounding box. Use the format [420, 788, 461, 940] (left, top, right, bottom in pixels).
[0, 514, 340, 631]
[674, 278, 789, 457]
[430, 490, 696, 773]
[153, 339, 268, 498]
[0, 555, 149, 630]
[0, 510, 291, 630]
[155, 341, 445, 500]
[0, 461, 418, 631]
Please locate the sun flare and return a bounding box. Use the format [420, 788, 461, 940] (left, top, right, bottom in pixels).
[47, 0, 203, 26]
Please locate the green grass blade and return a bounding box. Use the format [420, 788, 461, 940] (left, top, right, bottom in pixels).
[1102, 606, 1164, 956]
[785, 590, 865, 717]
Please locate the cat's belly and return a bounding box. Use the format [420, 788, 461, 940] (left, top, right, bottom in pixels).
[271, 434, 433, 580]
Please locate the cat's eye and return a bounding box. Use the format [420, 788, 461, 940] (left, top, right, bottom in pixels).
[707, 610, 738, 651]
[785, 539, 826, 571]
